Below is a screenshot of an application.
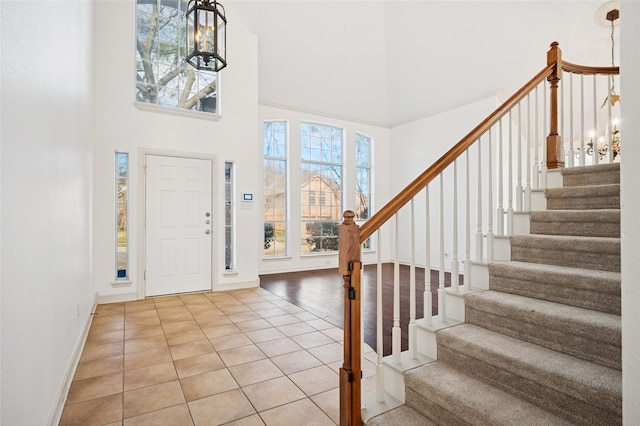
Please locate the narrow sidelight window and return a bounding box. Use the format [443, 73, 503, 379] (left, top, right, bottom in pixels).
[225, 161, 235, 270]
[116, 152, 129, 279]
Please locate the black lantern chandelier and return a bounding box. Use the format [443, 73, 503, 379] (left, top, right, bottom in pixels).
[186, 0, 227, 72]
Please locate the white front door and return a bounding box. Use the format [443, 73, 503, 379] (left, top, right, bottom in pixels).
[145, 155, 213, 297]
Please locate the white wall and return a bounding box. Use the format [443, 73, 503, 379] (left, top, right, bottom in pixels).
[254, 1, 390, 126]
[0, 1, 94, 424]
[620, 0, 640, 422]
[389, 94, 498, 269]
[258, 104, 391, 274]
[92, 1, 260, 302]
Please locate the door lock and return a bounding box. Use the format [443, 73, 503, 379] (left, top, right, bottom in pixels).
[205, 212, 211, 217]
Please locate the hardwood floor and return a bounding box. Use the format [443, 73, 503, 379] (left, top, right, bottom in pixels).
[260, 264, 460, 356]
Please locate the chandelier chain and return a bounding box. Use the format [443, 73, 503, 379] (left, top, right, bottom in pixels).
[610, 17, 616, 95]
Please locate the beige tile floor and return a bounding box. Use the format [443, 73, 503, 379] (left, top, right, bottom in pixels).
[59, 287, 376, 426]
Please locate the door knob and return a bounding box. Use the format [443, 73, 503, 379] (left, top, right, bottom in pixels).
[205, 230, 211, 235]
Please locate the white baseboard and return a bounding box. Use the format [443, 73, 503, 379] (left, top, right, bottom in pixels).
[47, 302, 96, 426]
[215, 280, 259, 292]
[95, 291, 138, 305]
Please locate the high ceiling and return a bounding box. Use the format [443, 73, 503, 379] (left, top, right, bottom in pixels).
[240, 1, 618, 127]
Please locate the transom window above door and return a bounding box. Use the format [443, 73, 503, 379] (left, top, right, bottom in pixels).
[135, 0, 220, 115]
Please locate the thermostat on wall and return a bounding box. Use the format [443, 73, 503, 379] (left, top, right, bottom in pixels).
[242, 193, 253, 201]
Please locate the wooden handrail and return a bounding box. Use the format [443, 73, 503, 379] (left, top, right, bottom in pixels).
[562, 62, 619, 75]
[358, 46, 621, 243]
[359, 63, 554, 242]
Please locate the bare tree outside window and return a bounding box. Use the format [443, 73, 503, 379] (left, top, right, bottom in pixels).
[264, 121, 288, 256]
[356, 134, 372, 249]
[116, 152, 129, 279]
[136, 0, 218, 113]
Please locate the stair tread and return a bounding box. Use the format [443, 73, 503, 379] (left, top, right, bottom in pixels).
[529, 209, 620, 237]
[491, 260, 621, 283]
[512, 233, 620, 243]
[562, 162, 620, 176]
[510, 234, 621, 272]
[466, 290, 620, 340]
[511, 234, 621, 256]
[547, 183, 619, 195]
[530, 209, 620, 220]
[437, 324, 621, 405]
[562, 163, 620, 175]
[405, 361, 574, 426]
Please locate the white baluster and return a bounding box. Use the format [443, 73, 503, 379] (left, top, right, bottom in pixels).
[524, 94, 531, 211]
[409, 199, 417, 360]
[393, 214, 401, 364]
[507, 111, 514, 235]
[475, 139, 483, 263]
[580, 74, 586, 167]
[543, 79, 548, 187]
[487, 128, 495, 262]
[534, 85, 541, 188]
[516, 104, 523, 212]
[497, 119, 505, 236]
[452, 160, 459, 293]
[593, 74, 599, 165]
[438, 175, 446, 322]
[375, 228, 384, 402]
[560, 75, 565, 166]
[424, 186, 432, 326]
[569, 74, 575, 168]
[465, 149, 472, 288]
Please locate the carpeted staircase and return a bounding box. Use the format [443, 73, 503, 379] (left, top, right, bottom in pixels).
[369, 162, 622, 425]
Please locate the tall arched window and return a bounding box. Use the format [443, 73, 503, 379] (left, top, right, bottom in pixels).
[263, 121, 288, 257]
[301, 122, 343, 253]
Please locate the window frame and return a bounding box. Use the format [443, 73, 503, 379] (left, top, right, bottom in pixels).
[355, 132, 374, 251]
[115, 151, 130, 281]
[224, 161, 235, 271]
[300, 121, 344, 254]
[134, 0, 221, 117]
[263, 120, 289, 258]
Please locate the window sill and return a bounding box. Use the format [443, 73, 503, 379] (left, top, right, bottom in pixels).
[223, 270, 238, 277]
[111, 280, 132, 287]
[262, 256, 293, 261]
[300, 252, 338, 258]
[135, 102, 221, 121]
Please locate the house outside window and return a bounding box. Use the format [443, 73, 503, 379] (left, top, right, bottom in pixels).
[136, 0, 219, 114]
[301, 122, 343, 253]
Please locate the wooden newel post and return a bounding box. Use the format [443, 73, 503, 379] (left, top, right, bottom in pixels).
[338, 210, 362, 426]
[546, 41, 565, 169]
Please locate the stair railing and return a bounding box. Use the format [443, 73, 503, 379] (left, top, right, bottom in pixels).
[338, 42, 619, 425]
[560, 60, 621, 167]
